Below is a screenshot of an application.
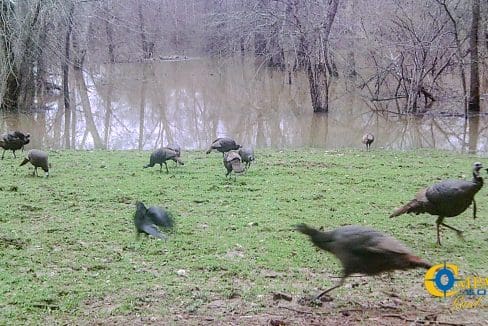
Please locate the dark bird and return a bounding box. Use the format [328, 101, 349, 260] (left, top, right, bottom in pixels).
[144, 148, 184, 173]
[19, 149, 49, 177]
[0, 131, 30, 159]
[223, 150, 245, 178]
[134, 201, 174, 240]
[295, 223, 431, 299]
[238, 147, 255, 169]
[362, 133, 374, 150]
[389, 162, 484, 246]
[206, 137, 241, 156]
[11, 131, 31, 148]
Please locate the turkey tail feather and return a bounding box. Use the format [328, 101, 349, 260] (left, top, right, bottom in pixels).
[389, 200, 422, 218]
[295, 223, 317, 236]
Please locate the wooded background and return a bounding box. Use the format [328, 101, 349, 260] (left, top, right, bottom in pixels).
[0, 0, 486, 116]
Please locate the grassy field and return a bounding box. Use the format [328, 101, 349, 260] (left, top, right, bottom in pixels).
[0, 148, 487, 325]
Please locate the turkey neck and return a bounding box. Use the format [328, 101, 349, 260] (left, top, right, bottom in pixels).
[309, 229, 334, 249]
[472, 168, 483, 189]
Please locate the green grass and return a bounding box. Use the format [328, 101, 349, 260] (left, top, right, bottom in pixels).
[0, 148, 487, 324]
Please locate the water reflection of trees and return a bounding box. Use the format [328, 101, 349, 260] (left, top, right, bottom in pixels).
[1, 59, 487, 154]
[75, 67, 103, 148]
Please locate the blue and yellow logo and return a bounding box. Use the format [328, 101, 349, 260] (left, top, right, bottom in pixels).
[424, 261, 488, 310]
[424, 262, 461, 298]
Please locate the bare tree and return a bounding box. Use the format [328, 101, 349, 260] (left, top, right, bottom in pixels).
[1, 0, 18, 111]
[286, 0, 339, 113]
[468, 0, 480, 112]
[1, 0, 42, 111]
[63, 2, 75, 148]
[359, 1, 459, 114]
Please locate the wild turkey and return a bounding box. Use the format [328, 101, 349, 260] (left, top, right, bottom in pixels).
[223, 150, 245, 178]
[144, 148, 184, 173]
[362, 133, 374, 150]
[0, 131, 30, 159]
[296, 223, 431, 299]
[134, 201, 174, 240]
[19, 149, 49, 177]
[238, 147, 255, 169]
[206, 137, 241, 156]
[389, 162, 484, 246]
[11, 131, 31, 149]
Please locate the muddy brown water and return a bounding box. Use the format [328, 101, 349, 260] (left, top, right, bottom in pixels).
[1, 58, 487, 154]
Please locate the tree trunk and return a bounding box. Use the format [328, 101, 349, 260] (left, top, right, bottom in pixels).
[302, 46, 329, 113]
[63, 3, 74, 149]
[322, 0, 339, 79]
[70, 77, 76, 149]
[306, 61, 327, 113]
[468, 0, 480, 112]
[301, 0, 339, 113]
[137, 2, 152, 60]
[104, 0, 116, 64]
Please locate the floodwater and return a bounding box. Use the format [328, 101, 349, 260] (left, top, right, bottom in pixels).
[1, 58, 488, 154]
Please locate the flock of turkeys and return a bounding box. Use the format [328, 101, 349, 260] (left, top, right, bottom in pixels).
[1, 130, 483, 299]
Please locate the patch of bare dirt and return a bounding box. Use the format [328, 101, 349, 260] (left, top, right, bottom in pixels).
[78, 290, 487, 325]
[75, 273, 487, 325]
[80, 299, 487, 326]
